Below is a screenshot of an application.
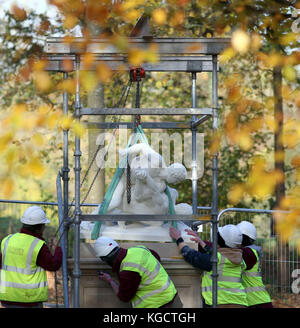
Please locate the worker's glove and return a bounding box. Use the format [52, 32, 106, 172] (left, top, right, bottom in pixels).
[98, 271, 113, 284]
[185, 229, 201, 243]
[169, 226, 181, 240]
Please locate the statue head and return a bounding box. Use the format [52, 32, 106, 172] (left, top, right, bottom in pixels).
[166, 163, 187, 184]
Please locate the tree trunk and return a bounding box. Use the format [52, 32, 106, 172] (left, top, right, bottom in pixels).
[272, 65, 289, 294]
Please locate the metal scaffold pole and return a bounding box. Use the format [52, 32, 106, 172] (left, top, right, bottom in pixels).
[73, 55, 82, 308]
[211, 54, 219, 308]
[191, 72, 198, 215]
[62, 72, 70, 308]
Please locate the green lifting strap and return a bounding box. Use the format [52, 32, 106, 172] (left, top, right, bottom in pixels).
[91, 124, 177, 240]
[164, 186, 177, 229]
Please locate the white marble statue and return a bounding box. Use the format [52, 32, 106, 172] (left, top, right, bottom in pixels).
[80, 143, 193, 241]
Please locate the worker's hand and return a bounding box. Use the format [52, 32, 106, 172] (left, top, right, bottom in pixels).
[169, 226, 181, 240]
[185, 229, 201, 243]
[98, 271, 113, 284]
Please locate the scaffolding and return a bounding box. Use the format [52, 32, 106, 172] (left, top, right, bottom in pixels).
[45, 35, 231, 308]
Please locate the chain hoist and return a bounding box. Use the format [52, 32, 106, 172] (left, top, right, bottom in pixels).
[126, 66, 145, 204]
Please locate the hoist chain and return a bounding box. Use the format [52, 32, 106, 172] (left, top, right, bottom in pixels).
[126, 67, 144, 204]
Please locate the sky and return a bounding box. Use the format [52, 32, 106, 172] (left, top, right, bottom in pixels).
[0, 0, 58, 18]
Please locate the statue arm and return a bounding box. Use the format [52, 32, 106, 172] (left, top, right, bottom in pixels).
[133, 169, 165, 205]
[120, 143, 153, 158]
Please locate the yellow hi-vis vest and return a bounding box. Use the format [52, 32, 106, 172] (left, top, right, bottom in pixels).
[202, 252, 248, 306]
[120, 246, 177, 308]
[0, 233, 48, 303]
[242, 247, 272, 306]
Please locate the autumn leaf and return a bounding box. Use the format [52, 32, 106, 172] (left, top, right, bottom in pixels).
[10, 4, 27, 21]
[282, 65, 297, 81]
[33, 71, 52, 92]
[228, 184, 245, 204]
[96, 62, 113, 84]
[79, 71, 98, 93]
[291, 155, 300, 168]
[128, 48, 147, 66]
[219, 47, 236, 63]
[72, 121, 85, 138]
[19, 157, 46, 178]
[152, 8, 167, 25]
[231, 29, 250, 54]
[59, 115, 74, 131]
[57, 78, 76, 93]
[1, 178, 14, 198]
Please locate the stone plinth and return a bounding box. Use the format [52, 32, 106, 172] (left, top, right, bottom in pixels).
[68, 242, 203, 308]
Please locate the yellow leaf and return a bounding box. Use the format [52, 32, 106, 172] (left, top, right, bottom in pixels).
[121, 0, 144, 11]
[63, 14, 78, 29]
[169, 11, 185, 27]
[155, 81, 162, 88]
[231, 29, 250, 54]
[47, 112, 61, 129]
[264, 115, 278, 132]
[267, 53, 283, 68]
[33, 59, 48, 72]
[33, 71, 52, 92]
[282, 65, 297, 81]
[145, 43, 159, 63]
[152, 8, 167, 25]
[0, 132, 14, 153]
[20, 158, 45, 177]
[237, 129, 253, 151]
[5, 148, 17, 166]
[57, 78, 76, 93]
[32, 134, 44, 147]
[279, 33, 297, 46]
[96, 62, 113, 84]
[128, 48, 146, 66]
[228, 184, 245, 204]
[72, 121, 85, 137]
[12, 103, 27, 114]
[60, 115, 73, 131]
[124, 9, 142, 22]
[2, 178, 14, 198]
[80, 71, 98, 93]
[82, 53, 96, 70]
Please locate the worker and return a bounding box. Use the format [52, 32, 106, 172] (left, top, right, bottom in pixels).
[236, 221, 273, 308]
[94, 236, 183, 308]
[169, 224, 248, 308]
[0, 206, 62, 308]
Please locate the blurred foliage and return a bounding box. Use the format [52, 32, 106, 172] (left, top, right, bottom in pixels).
[0, 0, 299, 249]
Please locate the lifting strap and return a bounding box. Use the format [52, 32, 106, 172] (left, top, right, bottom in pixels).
[91, 68, 177, 240]
[91, 124, 177, 240]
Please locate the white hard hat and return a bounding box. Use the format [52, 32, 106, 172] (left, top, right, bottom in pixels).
[237, 221, 257, 241]
[21, 206, 50, 225]
[218, 224, 242, 248]
[94, 236, 119, 257]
